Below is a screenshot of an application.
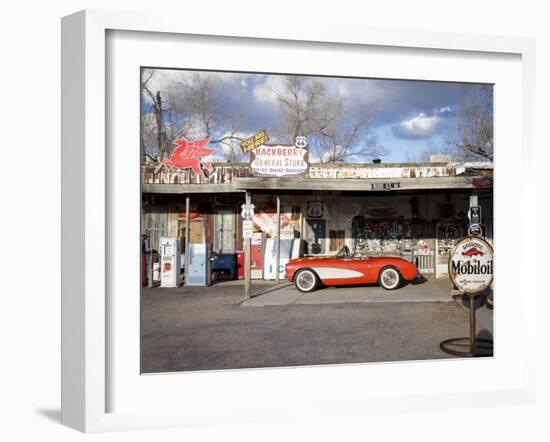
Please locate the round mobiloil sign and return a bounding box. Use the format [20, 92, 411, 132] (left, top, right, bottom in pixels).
[449, 237, 493, 294]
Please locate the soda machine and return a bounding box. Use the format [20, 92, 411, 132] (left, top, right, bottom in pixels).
[186, 243, 208, 286]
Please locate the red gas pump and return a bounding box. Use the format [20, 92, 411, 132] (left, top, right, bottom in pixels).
[251, 232, 263, 279]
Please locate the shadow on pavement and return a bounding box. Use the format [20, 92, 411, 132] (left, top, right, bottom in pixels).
[409, 275, 429, 285]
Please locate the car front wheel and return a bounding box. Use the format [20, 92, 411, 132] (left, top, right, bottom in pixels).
[294, 269, 319, 293]
[378, 266, 402, 290]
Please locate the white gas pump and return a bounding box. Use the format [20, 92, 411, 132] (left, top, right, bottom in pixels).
[159, 237, 181, 288]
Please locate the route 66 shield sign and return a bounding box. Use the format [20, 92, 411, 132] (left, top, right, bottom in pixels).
[240, 203, 255, 221]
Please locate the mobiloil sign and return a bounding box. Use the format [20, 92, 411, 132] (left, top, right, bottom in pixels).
[449, 237, 493, 294]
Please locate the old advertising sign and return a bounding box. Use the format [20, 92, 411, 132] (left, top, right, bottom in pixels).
[449, 237, 493, 294]
[240, 130, 269, 154]
[250, 144, 308, 177]
[467, 223, 483, 237]
[252, 201, 290, 238]
[157, 137, 214, 179]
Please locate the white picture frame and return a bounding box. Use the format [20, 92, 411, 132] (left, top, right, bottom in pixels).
[61, 9, 537, 433]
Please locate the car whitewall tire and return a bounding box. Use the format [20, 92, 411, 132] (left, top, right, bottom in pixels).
[294, 269, 319, 293]
[378, 266, 402, 290]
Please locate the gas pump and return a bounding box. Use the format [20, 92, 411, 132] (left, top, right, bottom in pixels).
[159, 237, 181, 288]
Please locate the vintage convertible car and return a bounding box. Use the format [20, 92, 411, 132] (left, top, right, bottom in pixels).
[285, 245, 419, 292]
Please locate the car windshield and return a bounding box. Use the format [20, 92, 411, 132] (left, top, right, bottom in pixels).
[335, 245, 352, 259]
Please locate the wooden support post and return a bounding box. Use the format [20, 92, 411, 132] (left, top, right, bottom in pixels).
[184, 195, 190, 286]
[434, 223, 439, 279]
[276, 195, 281, 284]
[148, 242, 154, 288]
[244, 191, 251, 299]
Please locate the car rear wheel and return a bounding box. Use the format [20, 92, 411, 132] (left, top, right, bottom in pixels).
[294, 269, 319, 293]
[378, 266, 402, 290]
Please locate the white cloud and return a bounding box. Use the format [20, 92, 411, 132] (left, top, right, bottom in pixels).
[253, 76, 286, 103]
[396, 112, 441, 138]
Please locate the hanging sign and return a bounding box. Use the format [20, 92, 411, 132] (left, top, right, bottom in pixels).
[449, 237, 493, 294]
[240, 130, 269, 154]
[250, 144, 308, 177]
[467, 223, 483, 237]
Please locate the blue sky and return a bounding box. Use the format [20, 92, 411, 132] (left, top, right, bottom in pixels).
[142, 69, 489, 163]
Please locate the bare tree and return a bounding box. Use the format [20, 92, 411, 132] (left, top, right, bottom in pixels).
[165, 73, 247, 162]
[275, 76, 336, 141]
[448, 84, 493, 161]
[314, 114, 384, 163]
[274, 76, 386, 163]
[141, 69, 172, 162]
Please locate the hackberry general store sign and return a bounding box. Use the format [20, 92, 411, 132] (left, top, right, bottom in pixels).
[449, 237, 493, 294]
[250, 144, 308, 177]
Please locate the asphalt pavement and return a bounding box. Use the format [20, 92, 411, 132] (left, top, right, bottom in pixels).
[141, 278, 493, 373]
[242, 277, 452, 306]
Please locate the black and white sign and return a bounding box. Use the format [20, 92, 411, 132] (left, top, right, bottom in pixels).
[469, 206, 481, 224]
[370, 182, 401, 191]
[306, 201, 324, 218]
[240, 203, 255, 221]
[295, 136, 308, 148]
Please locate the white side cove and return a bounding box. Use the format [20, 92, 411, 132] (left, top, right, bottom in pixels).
[310, 267, 364, 279]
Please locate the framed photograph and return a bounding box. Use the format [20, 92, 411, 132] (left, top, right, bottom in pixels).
[62, 9, 537, 433]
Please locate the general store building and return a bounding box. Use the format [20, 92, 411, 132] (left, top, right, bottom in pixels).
[141, 156, 493, 285]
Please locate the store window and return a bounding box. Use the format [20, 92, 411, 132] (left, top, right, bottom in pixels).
[214, 209, 236, 254]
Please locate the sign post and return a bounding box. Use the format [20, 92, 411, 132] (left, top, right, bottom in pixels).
[241, 195, 254, 299]
[275, 196, 281, 284]
[440, 236, 494, 357]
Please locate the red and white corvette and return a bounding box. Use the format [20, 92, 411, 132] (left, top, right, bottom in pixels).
[285, 246, 420, 292]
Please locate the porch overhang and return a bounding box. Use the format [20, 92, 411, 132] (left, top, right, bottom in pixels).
[232, 176, 489, 192]
[141, 176, 492, 194]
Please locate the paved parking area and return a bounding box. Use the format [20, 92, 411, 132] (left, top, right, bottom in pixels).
[141, 279, 493, 373]
[242, 277, 452, 306]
